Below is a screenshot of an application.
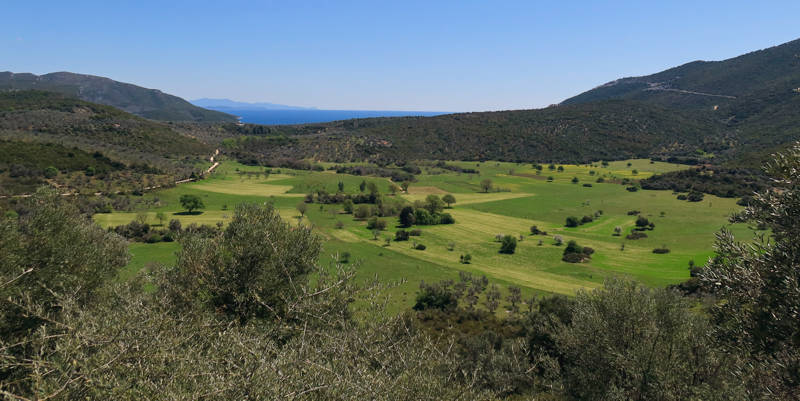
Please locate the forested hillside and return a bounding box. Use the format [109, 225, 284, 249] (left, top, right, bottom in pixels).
[220, 101, 725, 164]
[0, 91, 212, 195]
[0, 71, 236, 122]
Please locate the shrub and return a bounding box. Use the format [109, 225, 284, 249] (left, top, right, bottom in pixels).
[687, 191, 704, 202]
[635, 216, 650, 228]
[581, 215, 594, 224]
[562, 252, 585, 263]
[554, 235, 564, 245]
[564, 240, 583, 255]
[627, 210, 640, 215]
[499, 235, 517, 254]
[354, 204, 372, 219]
[677, 194, 688, 200]
[626, 232, 648, 240]
[414, 208, 434, 225]
[583, 183, 593, 187]
[571, 177, 579, 183]
[459, 253, 472, 264]
[395, 230, 410, 241]
[596, 177, 605, 183]
[565, 216, 580, 227]
[366, 217, 387, 230]
[438, 213, 455, 224]
[530, 225, 545, 235]
[414, 243, 426, 250]
[409, 229, 422, 236]
[626, 186, 639, 192]
[413, 282, 457, 311]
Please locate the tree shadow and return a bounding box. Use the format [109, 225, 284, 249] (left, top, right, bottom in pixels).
[173, 211, 204, 216]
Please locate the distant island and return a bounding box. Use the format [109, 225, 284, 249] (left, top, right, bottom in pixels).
[191, 98, 449, 125]
[190, 98, 316, 111]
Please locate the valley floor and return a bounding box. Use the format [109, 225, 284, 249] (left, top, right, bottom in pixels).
[95, 158, 750, 313]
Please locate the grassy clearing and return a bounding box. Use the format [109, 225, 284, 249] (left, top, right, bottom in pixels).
[102, 159, 749, 310]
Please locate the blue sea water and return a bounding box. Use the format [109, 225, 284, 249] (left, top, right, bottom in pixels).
[213, 108, 448, 125]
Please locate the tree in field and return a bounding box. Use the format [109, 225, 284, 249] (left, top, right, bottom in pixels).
[442, 194, 456, 208]
[635, 215, 650, 229]
[700, 143, 800, 396]
[366, 182, 379, 195]
[480, 179, 493, 193]
[156, 211, 166, 226]
[565, 216, 580, 227]
[499, 235, 517, 254]
[359, 180, 366, 192]
[296, 201, 307, 218]
[388, 183, 400, 195]
[400, 181, 410, 193]
[337, 181, 344, 192]
[424, 194, 444, 214]
[399, 206, 416, 227]
[613, 226, 622, 236]
[180, 194, 204, 213]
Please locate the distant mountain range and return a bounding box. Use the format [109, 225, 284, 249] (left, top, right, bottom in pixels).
[190, 98, 315, 111]
[0, 72, 236, 122]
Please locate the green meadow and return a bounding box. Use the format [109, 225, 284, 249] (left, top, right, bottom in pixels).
[96, 159, 749, 313]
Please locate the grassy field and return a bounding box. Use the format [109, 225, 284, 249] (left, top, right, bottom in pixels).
[96, 158, 749, 312]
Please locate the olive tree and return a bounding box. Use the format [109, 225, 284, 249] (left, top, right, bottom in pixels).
[700, 143, 800, 396]
[180, 194, 204, 213]
[168, 202, 321, 322]
[442, 194, 456, 208]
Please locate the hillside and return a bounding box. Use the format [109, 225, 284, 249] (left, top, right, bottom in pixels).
[0, 71, 236, 122]
[560, 38, 800, 164]
[561, 38, 800, 110]
[219, 100, 725, 164]
[0, 91, 212, 195]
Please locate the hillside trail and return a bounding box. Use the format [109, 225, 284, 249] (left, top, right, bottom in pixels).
[0, 149, 221, 199]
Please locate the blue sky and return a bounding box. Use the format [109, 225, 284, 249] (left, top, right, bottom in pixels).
[2, 1, 799, 111]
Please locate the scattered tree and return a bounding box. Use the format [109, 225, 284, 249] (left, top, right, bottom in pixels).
[179, 194, 204, 213]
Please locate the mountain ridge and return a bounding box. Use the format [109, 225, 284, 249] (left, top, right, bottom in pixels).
[0, 71, 236, 122]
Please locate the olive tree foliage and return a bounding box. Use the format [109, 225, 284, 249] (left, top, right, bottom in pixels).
[0, 197, 496, 400]
[0, 188, 129, 395]
[166, 202, 322, 322]
[0, 187, 129, 337]
[700, 143, 800, 397]
[554, 280, 739, 401]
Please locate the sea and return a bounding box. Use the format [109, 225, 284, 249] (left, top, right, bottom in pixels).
[214, 109, 448, 125]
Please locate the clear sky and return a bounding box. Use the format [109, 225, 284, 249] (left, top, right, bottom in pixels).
[2, 1, 799, 111]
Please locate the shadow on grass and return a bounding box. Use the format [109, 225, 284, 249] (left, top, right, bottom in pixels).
[173, 211, 204, 216]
